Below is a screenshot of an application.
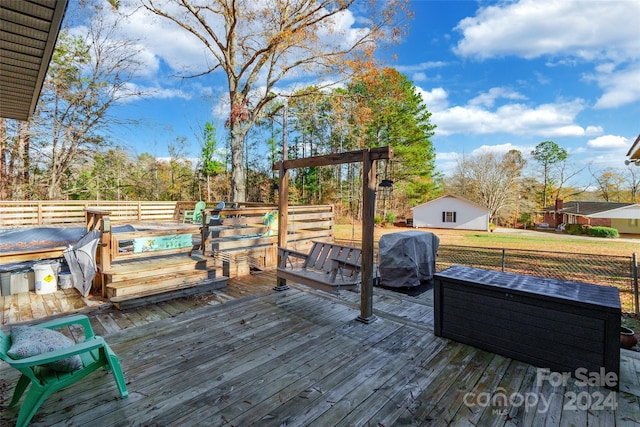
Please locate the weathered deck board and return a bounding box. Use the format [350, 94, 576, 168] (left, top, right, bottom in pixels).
[1, 270, 640, 426]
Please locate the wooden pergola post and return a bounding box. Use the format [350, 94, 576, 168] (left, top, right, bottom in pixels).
[274, 161, 290, 291]
[358, 149, 376, 323]
[272, 147, 392, 323]
[274, 102, 290, 291]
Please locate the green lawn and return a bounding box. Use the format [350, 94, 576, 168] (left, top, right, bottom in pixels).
[334, 224, 638, 258]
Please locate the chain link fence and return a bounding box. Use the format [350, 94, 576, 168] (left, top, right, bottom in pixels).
[336, 238, 639, 314]
[436, 245, 638, 314]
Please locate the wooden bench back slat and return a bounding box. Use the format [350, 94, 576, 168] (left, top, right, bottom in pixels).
[277, 240, 362, 293]
[305, 243, 325, 269]
[307, 242, 332, 272]
[305, 241, 362, 275]
[327, 245, 342, 270]
[316, 243, 333, 271]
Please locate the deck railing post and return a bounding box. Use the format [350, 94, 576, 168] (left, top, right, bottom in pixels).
[37, 202, 43, 225]
[502, 248, 506, 272]
[633, 252, 638, 315]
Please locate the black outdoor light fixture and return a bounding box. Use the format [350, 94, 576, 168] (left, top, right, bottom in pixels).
[378, 179, 394, 188]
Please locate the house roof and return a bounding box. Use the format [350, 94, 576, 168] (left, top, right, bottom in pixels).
[543, 200, 635, 216]
[0, 0, 68, 121]
[627, 134, 640, 161]
[412, 194, 490, 213]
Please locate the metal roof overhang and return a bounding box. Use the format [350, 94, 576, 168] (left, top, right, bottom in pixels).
[0, 0, 68, 121]
[627, 134, 640, 162]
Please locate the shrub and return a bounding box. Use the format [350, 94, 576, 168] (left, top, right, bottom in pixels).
[374, 215, 383, 226]
[385, 211, 396, 224]
[564, 223, 585, 235]
[587, 226, 619, 238]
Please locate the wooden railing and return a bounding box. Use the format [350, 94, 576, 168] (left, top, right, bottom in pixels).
[0, 203, 335, 295]
[0, 201, 182, 228]
[199, 204, 334, 276]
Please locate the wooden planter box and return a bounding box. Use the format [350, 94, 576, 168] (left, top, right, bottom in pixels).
[434, 265, 621, 390]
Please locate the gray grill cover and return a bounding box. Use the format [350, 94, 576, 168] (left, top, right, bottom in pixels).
[378, 231, 439, 288]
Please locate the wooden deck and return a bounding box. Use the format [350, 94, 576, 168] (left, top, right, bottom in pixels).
[2, 271, 640, 426]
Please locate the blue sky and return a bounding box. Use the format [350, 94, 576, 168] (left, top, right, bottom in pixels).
[82, 0, 640, 187]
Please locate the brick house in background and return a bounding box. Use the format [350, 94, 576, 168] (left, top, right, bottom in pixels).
[543, 199, 640, 233]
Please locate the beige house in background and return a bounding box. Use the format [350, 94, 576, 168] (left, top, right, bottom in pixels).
[543, 199, 640, 234]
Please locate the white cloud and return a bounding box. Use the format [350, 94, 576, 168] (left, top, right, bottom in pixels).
[471, 143, 532, 156]
[113, 82, 192, 104]
[434, 151, 459, 175]
[468, 87, 527, 108]
[585, 126, 604, 136]
[116, 3, 220, 74]
[113, 0, 374, 82]
[589, 62, 640, 109]
[436, 143, 533, 176]
[412, 72, 427, 82]
[417, 85, 602, 139]
[587, 135, 630, 150]
[395, 61, 448, 74]
[416, 87, 449, 111]
[432, 100, 592, 137]
[452, 0, 640, 110]
[453, 0, 640, 62]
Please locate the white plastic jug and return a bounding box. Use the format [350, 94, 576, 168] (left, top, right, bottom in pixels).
[33, 261, 59, 294]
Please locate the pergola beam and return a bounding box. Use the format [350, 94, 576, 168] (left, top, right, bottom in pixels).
[272, 146, 392, 171]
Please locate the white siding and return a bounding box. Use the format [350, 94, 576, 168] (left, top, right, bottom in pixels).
[412, 196, 490, 231]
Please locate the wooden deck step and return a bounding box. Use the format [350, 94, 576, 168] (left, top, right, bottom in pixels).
[103, 254, 218, 282]
[102, 252, 227, 309]
[106, 269, 223, 297]
[109, 276, 228, 310]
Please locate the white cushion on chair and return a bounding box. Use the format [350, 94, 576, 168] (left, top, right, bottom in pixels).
[8, 326, 83, 372]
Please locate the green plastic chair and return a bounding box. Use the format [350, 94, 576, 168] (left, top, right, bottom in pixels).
[182, 200, 206, 223]
[0, 314, 128, 427]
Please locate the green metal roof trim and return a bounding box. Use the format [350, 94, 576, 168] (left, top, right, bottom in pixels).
[0, 0, 68, 121]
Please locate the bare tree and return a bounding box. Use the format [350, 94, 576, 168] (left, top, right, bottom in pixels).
[589, 165, 627, 202]
[625, 164, 640, 202]
[0, 119, 6, 199]
[32, 3, 146, 198]
[450, 150, 525, 223]
[141, 0, 410, 202]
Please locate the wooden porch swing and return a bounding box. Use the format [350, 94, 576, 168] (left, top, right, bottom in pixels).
[273, 146, 393, 323]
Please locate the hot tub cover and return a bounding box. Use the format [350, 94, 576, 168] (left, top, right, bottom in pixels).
[378, 230, 439, 288]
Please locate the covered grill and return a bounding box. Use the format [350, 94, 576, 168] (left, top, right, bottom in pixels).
[378, 231, 439, 288]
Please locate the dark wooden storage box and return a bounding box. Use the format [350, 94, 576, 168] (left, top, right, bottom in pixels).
[434, 265, 621, 390]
